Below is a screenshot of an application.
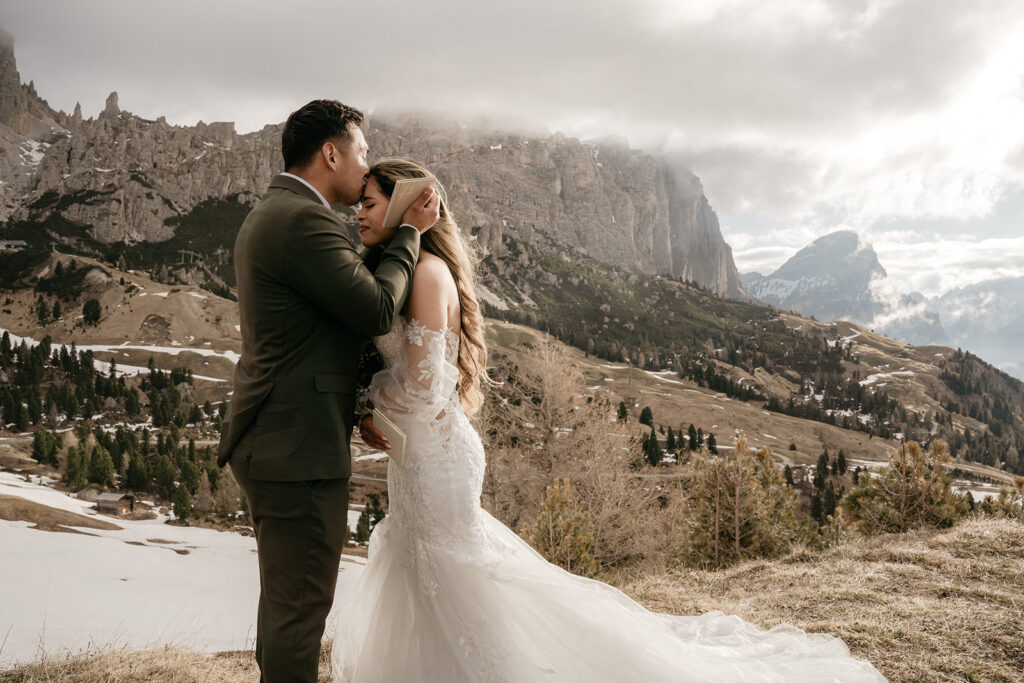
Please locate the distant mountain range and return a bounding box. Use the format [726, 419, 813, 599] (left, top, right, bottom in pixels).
[742, 230, 1022, 380]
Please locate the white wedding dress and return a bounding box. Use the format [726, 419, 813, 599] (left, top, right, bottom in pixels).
[330, 316, 887, 682]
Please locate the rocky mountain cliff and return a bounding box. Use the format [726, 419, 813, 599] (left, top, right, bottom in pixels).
[0, 34, 746, 299]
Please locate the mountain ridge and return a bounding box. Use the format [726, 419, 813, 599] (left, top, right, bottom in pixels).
[0, 32, 747, 300]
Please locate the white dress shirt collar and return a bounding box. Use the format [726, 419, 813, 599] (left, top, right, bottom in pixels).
[280, 172, 331, 208]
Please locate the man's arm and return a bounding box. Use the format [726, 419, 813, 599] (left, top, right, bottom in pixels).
[285, 205, 420, 337]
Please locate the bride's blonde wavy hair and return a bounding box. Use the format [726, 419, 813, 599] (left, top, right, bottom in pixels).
[368, 158, 488, 415]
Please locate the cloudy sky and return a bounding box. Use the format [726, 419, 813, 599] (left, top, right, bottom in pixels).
[2, 0, 1022, 298]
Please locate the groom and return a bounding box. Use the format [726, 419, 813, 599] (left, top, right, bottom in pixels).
[217, 99, 438, 681]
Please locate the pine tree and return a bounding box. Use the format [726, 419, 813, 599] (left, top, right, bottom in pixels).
[644, 427, 661, 467]
[666, 426, 676, 452]
[639, 406, 653, 427]
[195, 471, 215, 514]
[87, 445, 115, 488]
[783, 464, 794, 486]
[617, 401, 628, 423]
[814, 452, 827, 490]
[837, 449, 847, 475]
[365, 493, 386, 527]
[687, 424, 698, 451]
[52, 300, 61, 319]
[125, 452, 149, 492]
[988, 477, 1024, 520]
[841, 440, 970, 535]
[63, 445, 87, 490]
[214, 468, 243, 516]
[172, 485, 192, 522]
[355, 508, 372, 543]
[522, 479, 599, 577]
[125, 389, 140, 416]
[180, 459, 200, 494]
[32, 427, 58, 466]
[686, 438, 807, 569]
[824, 483, 838, 519]
[153, 454, 176, 500]
[82, 298, 101, 326]
[810, 490, 823, 523]
[36, 297, 50, 325]
[706, 433, 718, 455]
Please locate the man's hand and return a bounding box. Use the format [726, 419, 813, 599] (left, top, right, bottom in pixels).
[401, 186, 440, 234]
[360, 414, 390, 451]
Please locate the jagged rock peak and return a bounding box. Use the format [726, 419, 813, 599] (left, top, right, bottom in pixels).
[770, 229, 885, 282]
[0, 28, 29, 134]
[103, 91, 120, 117]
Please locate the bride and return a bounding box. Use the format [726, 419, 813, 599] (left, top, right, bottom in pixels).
[330, 158, 886, 683]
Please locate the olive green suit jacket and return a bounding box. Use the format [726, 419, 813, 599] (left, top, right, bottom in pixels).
[216, 174, 419, 480]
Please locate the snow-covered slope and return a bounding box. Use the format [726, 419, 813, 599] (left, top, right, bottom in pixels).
[0, 471, 365, 666]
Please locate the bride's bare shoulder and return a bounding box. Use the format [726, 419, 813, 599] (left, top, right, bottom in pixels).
[413, 252, 456, 291]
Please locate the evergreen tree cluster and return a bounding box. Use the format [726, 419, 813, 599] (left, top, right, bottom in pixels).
[806, 448, 848, 526]
[764, 377, 900, 440]
[0, 333, 149, 428]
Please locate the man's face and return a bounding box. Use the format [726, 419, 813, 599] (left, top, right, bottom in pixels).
[331, 124, 369, 206]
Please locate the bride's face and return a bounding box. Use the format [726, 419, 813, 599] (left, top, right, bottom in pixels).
[356, 176, 398, 247]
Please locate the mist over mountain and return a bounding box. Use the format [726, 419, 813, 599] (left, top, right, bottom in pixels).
[742, 231, 887, 324]
[931, 277, 1024, 380]
[742, 230, 1021, 380]
[0, 32, 746, 301]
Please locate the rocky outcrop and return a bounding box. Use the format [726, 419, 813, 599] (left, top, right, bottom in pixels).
[0, 34, 746, 299]
[365, 114, 747, 298]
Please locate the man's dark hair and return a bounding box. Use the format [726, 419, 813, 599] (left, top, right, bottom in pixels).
[281, 99, 364, 170]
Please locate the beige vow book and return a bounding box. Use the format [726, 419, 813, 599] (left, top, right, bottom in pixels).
[380, 176, 436, 229]
[373, 408, 407, 466]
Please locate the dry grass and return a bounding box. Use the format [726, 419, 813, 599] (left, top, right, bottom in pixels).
[0, 646, 342, 682]
[0, 647, 261, 683]
[0, 494, 121, 533]
[2, 518, 1020, 681]
[618, 516, 1024, 683]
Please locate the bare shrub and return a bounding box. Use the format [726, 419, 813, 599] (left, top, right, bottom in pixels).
[481, 338, 684, 570]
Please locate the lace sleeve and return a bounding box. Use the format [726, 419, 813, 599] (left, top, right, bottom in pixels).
[367, 318, 459, 421]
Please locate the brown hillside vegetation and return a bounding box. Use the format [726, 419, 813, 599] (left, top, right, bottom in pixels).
[2, 517, 1020, 682]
